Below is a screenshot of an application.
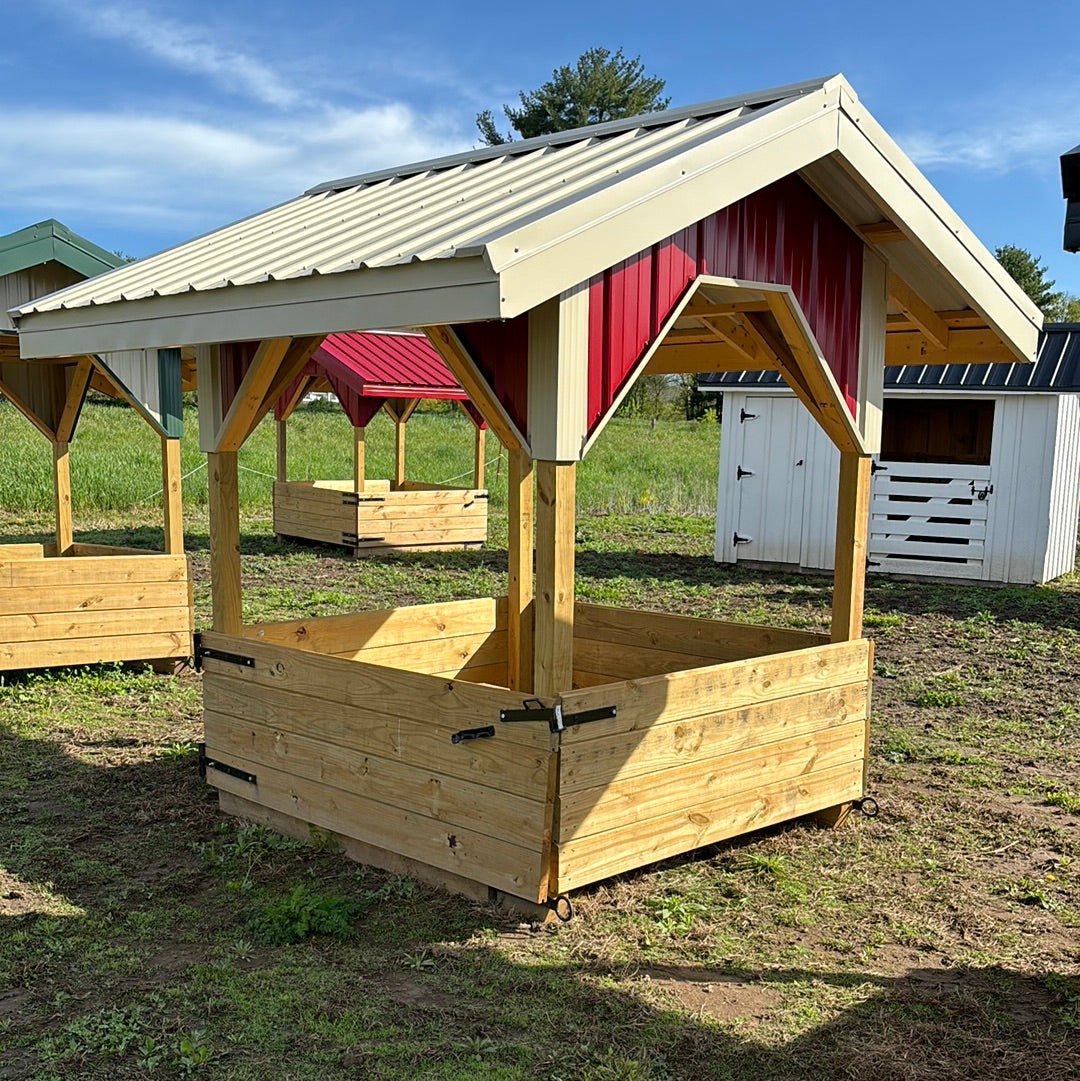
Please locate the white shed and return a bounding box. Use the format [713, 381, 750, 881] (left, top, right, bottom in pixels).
[705, 325, 1080, 584]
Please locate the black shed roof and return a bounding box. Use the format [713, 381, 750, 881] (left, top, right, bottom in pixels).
[700, 324, 1080, 394]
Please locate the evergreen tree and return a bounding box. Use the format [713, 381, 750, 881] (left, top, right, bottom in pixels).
[476, 48, 669, 146]
[995, 245, 1066, 317]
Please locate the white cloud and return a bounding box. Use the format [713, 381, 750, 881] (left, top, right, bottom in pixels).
[50, 0, 304, 108]
[0, 104, 471, 246]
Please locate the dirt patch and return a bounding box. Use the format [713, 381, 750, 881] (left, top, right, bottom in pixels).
[642, 966, 782, 1022]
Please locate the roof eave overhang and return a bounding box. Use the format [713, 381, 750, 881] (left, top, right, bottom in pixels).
[831, 86, 1041, 365]
[14, 256, 501, 358]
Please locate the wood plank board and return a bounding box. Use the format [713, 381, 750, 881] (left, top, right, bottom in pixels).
[329, 630, 507, 676]
[559, 682, 869, 793]
[245, 597, 504, 653]
[199, 632, 552, 750]
[353, 528, 487, 548]
[574, 603, 827, 661]
[0, 630, 192, 668]
[558, 639, 872, 739]
[0, 605, 192, 643]
[204, 713, 547, 849]
[205, 753, 546, 901]
[0, 553, 188, 587]
[558, 720, 866, 838]
[554, 761, 864, 893]
[203, 668, 550, 798]
[0, 582, 192, 615]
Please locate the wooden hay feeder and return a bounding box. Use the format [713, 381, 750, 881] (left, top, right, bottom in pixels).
[272, 331, 488, 554]
[11, 78, 1041, 909]
[0, 221, 193, 672]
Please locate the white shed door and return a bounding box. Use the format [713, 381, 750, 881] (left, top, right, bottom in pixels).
[731, 397, 808, 564]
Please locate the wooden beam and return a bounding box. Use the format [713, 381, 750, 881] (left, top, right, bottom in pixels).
[507, 449, 534, 693]
[884, 328, 1018, 366]
[680, 299, 772, 319]
[55, 357, 93, 443]
[645, 344, 762, 375]
[859, 221, 906, 244]
[275, 419, 287, 483]
[216, 337, 292, 452]
[422, 326, 528, 455]
[886, 309, 986, 332]
[887, 271, 948, 351]
[52, 441, 73, 555]
[353, 426, 366, 492]
[534, 461, 575, 697]
[699, 313, 779, 369]
[473, 424, 486, 489]
[208, 451, 242, 634]
[161, 436, 184, 555]
[760, 293, 863, 454]
[253, 335, 324, 435]
[831, 454, 871, 643]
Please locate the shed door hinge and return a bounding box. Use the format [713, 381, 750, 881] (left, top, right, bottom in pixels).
[197, 743, 257, 785]
[739, 408, 758, 422]
[499, 698, 617, 733]
[733, 532, 752, 546]
[871, 460, 888, 475]
[736, 465, 754, 480]
[193, 633, 254, 672]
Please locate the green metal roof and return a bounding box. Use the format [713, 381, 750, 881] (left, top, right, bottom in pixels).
[0, 219, 121, 280]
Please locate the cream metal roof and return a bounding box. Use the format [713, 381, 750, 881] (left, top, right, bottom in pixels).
[12, 75, 1041, 363]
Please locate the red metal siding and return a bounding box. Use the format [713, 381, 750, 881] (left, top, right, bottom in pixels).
[587, 175, 863, 436]
[453, 316, 530, 438]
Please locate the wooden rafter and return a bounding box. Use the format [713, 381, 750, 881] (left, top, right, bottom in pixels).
[885, 327, 1017, 366]
[253, 335, 324, 436]
[859, 221, 906, 244]
[887, 271, 948, 351]
[54, 357, 94, 443]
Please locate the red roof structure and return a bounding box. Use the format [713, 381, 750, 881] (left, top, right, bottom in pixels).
[275, 331, 483, 428]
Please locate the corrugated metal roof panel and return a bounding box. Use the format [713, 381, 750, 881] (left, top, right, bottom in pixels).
[699, 325, 1080, 393]
[315, 331, 465, 399]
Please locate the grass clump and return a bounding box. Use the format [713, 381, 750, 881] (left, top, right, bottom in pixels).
[247, 884, 364, 945]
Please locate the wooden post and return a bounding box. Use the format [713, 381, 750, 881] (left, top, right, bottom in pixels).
[534, 460, 575, 697]
[353, 426, 366, 492]
[831, 453, 872, 642]
[208, 451, 242, 635]
[52, 441, 73, 555]
[275, 419, 287, 483]
[507, 449, 534, 693]
[473, 425, 486, 489]
[161, 436, 184, 555]
[393, 415, 406, 489]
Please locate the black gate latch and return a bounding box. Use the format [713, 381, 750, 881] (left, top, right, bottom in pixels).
[499, 698, 616, 733]
[193, 633, 255, 671]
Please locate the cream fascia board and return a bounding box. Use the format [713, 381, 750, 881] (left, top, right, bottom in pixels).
[834, 90, 1041, 362]
[15, 257, 502, 358]
[491, 84, 845, 319]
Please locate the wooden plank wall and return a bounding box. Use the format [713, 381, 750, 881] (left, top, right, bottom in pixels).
[242, 597, 510, 686]
[0, 547, 193, 670]
[273, 479, 487, 551]
[201, 628, 556, 901]
[571, 602, 830, 687]
[553, 638, 872, 892]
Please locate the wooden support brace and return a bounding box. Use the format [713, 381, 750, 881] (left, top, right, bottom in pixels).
[208, 451, 242, 634]
[161, 436, 184, 555]
[507, 448, 534, 693]
[887, 271, 948, 352]
[831, 453, 872, 642]
[275, 419, 287, 483]
[534, 460, 575, 697]
[473, 425, 486, 489]
[255, 336, 324, 434]
[422, 326, 529, 455]
[215, 338, 292, 452]
[55, 357, 94, 443]
[52, 441, 73, 555]
[353, 426, 366, 492]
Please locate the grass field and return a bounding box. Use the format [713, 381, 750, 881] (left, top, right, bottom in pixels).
[0, 401, 1077, 1080]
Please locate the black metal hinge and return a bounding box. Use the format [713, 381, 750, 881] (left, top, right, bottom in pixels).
[197, 743, 257, 785]
[733, 532, 752, 546]
[736, 465, 754, 480]
[871, 460, 888, 475]
[343, 492, 386, 505]
[193, 633, 254, 672]
[450, 725, 496, 744]
[739, 408, 758, 422]
[499, 698, 616, 734]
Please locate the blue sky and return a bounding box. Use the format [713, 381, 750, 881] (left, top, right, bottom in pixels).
[2, 0, 1079, 294]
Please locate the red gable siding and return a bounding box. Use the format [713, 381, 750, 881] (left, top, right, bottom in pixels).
[587, 174, 863, 436]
